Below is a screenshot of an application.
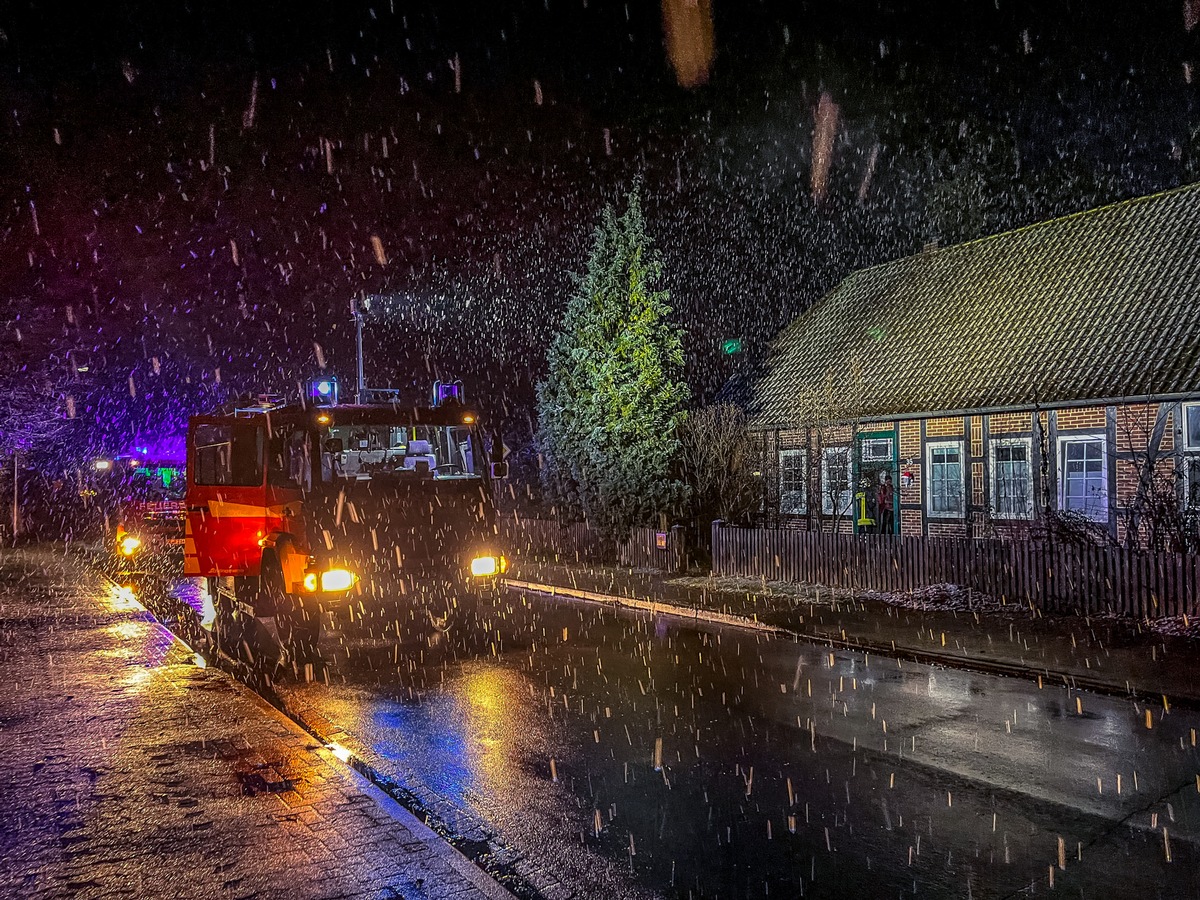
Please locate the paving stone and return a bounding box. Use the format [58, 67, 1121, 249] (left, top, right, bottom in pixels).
[0, 548, 514, 900]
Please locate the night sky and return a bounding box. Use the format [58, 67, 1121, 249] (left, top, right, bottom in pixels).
[1, 0, 1196, 455]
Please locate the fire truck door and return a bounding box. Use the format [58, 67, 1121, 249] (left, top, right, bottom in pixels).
[185, 417, 268, 576]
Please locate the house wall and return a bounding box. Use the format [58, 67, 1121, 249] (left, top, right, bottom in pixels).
[761, 400, 1192, 548]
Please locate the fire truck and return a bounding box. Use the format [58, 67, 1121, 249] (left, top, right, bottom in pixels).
[94, 456, 187, 572]
[184, 379, 508, 658]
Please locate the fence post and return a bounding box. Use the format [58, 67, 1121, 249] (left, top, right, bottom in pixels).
[711, 520, 723, 576]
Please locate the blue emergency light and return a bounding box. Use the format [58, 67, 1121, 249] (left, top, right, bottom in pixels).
[308, 376, 339, 406]
[432, 380, 463, 407]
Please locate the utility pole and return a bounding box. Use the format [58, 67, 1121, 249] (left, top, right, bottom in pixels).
[352, 297, 366, 404]
[11, 453, 18, 545]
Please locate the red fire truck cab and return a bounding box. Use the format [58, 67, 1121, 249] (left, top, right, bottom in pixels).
[185, 396, 507, 656]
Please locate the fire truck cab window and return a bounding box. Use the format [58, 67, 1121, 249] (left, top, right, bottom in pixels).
[269, 427, 312, 490]
[193, 422, 265, 486]
[320, 424, 478, 482]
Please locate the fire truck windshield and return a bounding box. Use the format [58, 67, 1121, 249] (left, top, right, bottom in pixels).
[320, 424, 480, 482]
[130, 466, 185, 501]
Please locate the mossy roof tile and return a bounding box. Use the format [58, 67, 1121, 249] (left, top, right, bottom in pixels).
[748, 182, 1200, 428]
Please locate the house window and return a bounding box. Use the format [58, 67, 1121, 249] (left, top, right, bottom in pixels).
[778, 449, 806, 515]
[1185, 457, 1200, 508]
[1185, 404, 1200, 449]
[860, 438, 894, 462]
[1181, 406, 1200, 525]
[1059, 435, 1107, 521]
[989, 438, 1033, 519]
[926, 441, 964, 517]
[821, 446, 853, 516]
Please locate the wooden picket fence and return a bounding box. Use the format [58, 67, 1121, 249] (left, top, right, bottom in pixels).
[711, 523, 1200, 619]
[502, 518, 687, 573]
[502, 517, 605, 563]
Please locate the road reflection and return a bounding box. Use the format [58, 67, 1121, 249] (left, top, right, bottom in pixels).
[131, 573, 1200, 900]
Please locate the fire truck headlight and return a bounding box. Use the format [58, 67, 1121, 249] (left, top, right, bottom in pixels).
[320, 568, 357, 592]
[119, 535, 142, 557]
[470, 555, 500, 577]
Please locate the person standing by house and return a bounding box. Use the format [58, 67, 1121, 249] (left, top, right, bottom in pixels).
[877, 472, 895, 534]
[855, 477, 877, 532]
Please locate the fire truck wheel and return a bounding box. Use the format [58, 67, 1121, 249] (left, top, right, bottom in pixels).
[264, 561, 321, 659]
[207, 578, 238, 658]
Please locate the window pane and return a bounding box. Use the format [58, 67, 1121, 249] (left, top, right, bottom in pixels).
[193, 423, 263, 487]
[1188, 460, 1200, 507]
[778, 451, 805, 513]
[1188, 407, 1200, 448]
[1062, 439, 1105, 517]
[862, 439, 893, 461]
[993, 442, 1030, 517]
[929, 444, 962, 514]
[823, 448, 851, 513]
[321, 425, 480, 481]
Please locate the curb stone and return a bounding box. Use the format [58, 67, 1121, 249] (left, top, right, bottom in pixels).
[503, 577, 1199, 711]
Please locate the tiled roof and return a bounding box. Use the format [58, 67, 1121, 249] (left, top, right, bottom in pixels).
[748, 182, 1200, 428]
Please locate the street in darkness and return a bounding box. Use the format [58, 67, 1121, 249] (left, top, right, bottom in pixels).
[151, 576, 1198, 900]
[8, 1, 1200, 897]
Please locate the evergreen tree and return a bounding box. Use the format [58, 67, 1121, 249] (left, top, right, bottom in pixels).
[537, 187, 689, 543]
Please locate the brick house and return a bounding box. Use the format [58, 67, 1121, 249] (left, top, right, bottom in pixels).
[746, 183, 1200, 548]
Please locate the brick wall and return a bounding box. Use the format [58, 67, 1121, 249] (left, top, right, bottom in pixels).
[1055, 406, 1106, 430]
[1115, 458, 1141, 510]
[928, 520, 967, 537]
[758, 400, 1194, 549]
[778, 428, 806, 450]
[971, 461, 984, 506]
[926, 416, 964, 437]
[989, 412, 1033, 434]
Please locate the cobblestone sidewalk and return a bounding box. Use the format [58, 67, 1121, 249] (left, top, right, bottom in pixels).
[0, 547, 513, 900]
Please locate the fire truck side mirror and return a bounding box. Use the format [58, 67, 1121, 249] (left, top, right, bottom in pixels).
[490, 462, 509, 480]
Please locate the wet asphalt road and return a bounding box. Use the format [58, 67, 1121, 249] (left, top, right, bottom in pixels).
[141, 573, 1200, 899]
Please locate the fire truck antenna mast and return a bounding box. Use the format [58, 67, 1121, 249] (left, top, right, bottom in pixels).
[352, 296, 367, 404]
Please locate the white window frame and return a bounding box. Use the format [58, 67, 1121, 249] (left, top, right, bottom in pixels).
[1058, 433, 1108, 523]
[1186, 456, 1200, 510]
[1184, 402, 1200, 450]
[778, 449, 807, 516]
[926, 440, 965, 518]
[988, 437, 1033, 520]
[820, 446, 853, 516]
[860, 437, 894, 463]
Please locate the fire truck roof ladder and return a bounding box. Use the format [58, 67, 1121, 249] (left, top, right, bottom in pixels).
[234, 394, 288, 416]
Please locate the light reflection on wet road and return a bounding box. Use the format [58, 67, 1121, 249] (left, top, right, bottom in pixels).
[158, 577, 1200, 898]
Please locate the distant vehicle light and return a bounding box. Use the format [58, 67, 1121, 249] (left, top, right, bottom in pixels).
[470, 555, 500, 577]
[316, 413, 331, 424]
[119, 535, 142, 557]
[316, 380, 333, 396]
[320, 568, 357, 592]
[462, 414, 475, 424]
[93, 459, 112, 471]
